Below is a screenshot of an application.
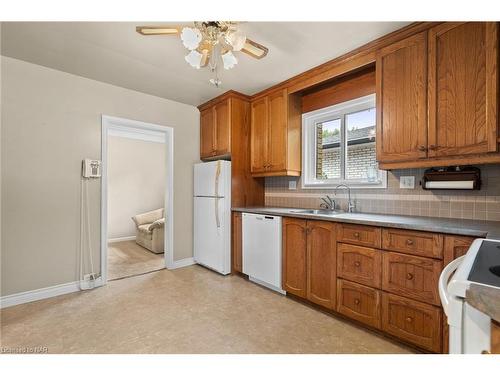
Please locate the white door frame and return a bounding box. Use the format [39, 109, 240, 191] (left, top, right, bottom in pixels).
[101, 115, 174, 284]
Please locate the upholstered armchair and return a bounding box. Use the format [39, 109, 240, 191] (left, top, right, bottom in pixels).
[131, 208, 165, 254]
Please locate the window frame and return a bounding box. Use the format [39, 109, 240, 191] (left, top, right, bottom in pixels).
[301, 93, 387, 189]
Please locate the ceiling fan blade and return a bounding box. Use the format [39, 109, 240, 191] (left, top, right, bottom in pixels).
[241, 39, 268, 59]
[136, 26, 180, 35]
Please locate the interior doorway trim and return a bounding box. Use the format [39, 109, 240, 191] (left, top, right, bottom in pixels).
[101, 115, 174, 284]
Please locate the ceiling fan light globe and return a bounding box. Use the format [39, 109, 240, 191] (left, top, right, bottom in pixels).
[181, 27, 202, 50]
[225, 30, 246, 51]
[185, 50, 203, 69]
[222, 51, 238, 70]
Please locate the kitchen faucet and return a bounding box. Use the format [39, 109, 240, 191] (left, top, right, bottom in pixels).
[320, 195, 336, 210]
[334, 184, 355, 213]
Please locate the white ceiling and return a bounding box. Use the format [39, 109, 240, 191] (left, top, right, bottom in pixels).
[1, 22, 409, 106]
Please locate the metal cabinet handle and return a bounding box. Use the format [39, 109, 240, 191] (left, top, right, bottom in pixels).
[353, 232, 360, 238]
[354, 298, 360, 305]
[354, 261, 361, 267]
[406, 316, 413, 323]
[406, 273, 414, 280]
[418, 145, 427, 152]
[406, 239, 414, 246]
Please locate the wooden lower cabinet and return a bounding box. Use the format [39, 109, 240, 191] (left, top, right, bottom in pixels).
[307, 221, 336, 309]
[337, 279, 381, 329]
[491, 321, 500, 354]
[282, 218, 308, 298]
[382, 252, 442, 306]
[232, 212, 243, 273]
[337, 243, 382, 288]
[382, 293, 442, 353]
[282, 218, 336, 308]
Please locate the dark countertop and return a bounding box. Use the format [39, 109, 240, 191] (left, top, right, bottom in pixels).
[232, 207, 500, 239]
[466, 284, 500, 323]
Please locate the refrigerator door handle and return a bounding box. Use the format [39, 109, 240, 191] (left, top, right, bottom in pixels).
[215, 198, 221, 229]
[214, 160, 221, 198]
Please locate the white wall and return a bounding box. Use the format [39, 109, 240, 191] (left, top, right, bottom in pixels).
[107, 136, 166, 239]
[1, 56, 200, 296]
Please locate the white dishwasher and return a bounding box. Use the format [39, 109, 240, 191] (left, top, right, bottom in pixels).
[242, 213, 285, 294]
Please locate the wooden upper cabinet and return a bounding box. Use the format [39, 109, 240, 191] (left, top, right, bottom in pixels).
[214, 100, 231, 155]
[376, 31, 428, 163]
[250, 96, 269, 173]
[428, 22, 498, 157]
[267, 90, 288, 172]
[199, 98, 232, 160]
[307, 221, 336, 309]
[282, 218, 308, 298]
[200, 107, 216, 159]
[250, 88, 301, 177]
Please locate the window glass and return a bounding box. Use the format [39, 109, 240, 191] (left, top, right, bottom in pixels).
[345, 108, 378, 181]
[315, 118, 341, 180]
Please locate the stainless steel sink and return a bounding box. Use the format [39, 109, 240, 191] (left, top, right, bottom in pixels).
[290, 209, 344, 215]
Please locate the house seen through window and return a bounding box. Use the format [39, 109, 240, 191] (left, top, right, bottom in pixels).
[302, 94, 386, 188]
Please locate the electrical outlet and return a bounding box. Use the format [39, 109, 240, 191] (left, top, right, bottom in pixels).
[400, 176, 415, 189]
[289, 180, 297, 190]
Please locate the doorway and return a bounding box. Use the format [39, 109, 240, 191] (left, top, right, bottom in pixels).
[101, 115, 174, 283]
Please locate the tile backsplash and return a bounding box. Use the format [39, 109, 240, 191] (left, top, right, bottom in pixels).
[265, 165, 500, 221]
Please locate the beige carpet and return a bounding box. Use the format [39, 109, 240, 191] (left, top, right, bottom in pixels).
[0, 265, 415, 354]
[107, 240, 164, 280]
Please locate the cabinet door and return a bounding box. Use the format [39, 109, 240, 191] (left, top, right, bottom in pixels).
[250, 97, 269, 173]
[267, 89, 288, 172]
[428, 22, 498, 157]
[382, 252, 442, 306]
[232, 212, 242, 273]
[443, 235, 475, 266]
[282, 218, 307, 298]
[307, 221, 336, 309]
[214, 99, 231, 156]
[382, 293, 442, 353]
[200, 107, 216, 159]
[376, 31, 428, 162]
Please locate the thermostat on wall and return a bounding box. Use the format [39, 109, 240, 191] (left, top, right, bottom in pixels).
[82, 159, 101, 178]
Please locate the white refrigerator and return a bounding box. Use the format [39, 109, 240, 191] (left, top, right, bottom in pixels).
[193, 160, 231, 275]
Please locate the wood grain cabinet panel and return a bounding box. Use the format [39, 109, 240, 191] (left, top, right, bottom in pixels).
[267, 90, 288, 172]
[337, 224, 382, 248]
[491, 321, 500, 354]
[382, 293, 442, 352]
[214, 100, 231, 155]
[337, 243, 382, 288]
[282, 218, 308, 298]
[382, 252, 442, 306]
[200, 107, 216, 159]
[250, 97, 269, 173]
[250, 89, 301, 177]
[376, 31, 428, 163]
[382, 228, 443, 259]
[443, 235, 476, 266]
[337, 279, 381, 329]
[307, 221, 336, 309]
[232, 212, 243, 273]
[428, 22, 499, 157]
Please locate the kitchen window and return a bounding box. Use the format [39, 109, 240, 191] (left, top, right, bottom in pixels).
[302, 94, 386, 189]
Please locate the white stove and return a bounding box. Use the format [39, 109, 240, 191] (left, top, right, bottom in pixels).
[439, 238, 500, 354]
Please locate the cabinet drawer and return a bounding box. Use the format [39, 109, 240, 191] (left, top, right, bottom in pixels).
[382, 252, 442, 305]
[337, 224, 381, 248]
[337, 279, 381, 329]
[337, 243, 382, 288]
[382, 228, 443, 259]
[382, 293, 442, 352]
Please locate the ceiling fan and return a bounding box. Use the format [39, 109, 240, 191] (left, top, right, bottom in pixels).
[136, 21, 269, 87]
